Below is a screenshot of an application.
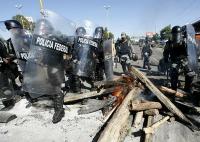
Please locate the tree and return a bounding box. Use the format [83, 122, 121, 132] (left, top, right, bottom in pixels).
[160, 25, 171, 40]
[12, 15, 33, 30]
[108, 32, 114, 39]
[103, 27, 114, 40]
[152, 33, 160, 43]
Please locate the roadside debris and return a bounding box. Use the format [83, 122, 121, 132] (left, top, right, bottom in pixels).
[0, 111, 17, 123]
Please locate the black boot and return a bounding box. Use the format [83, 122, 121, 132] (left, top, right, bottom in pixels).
[52, 93, 65, 124]
[69, 74, 81, 93]
[95, 63, 104, 81]
[184, 74, 194, 94]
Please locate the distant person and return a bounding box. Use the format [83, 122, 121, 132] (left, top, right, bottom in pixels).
[142, 37, 152, 70]
[115, 32, 135, 74]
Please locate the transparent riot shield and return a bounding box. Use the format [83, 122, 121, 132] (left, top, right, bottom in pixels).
[10, 29, 32, 71]
[23, 10, 76, 98]
[0, 72, 14, 98]
[0, 27, 14, 99]
[186, 24, 198, 73]
[103, 39, 114, 80]
[72, 20, 98, 78]
[0, 22, 11, 41]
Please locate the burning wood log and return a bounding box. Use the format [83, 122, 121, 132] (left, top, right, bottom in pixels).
[158, 86, 186, 98]
[78, 95, 116, 115]
[94, 75, 136, 89]
[143, 116, 170, 134]
[94, 76, 125, 88]
[144, 116, 154, 142]
[144, 109, 159, 116]
[97, 87, 142, 142]
[128, 66, 193, 126]
[64, 87, 115, 103]
[133, 111, 144, 128]
[131, 102, 162, 111]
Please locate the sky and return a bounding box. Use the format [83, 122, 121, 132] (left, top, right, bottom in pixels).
[0, 0, 200, 38]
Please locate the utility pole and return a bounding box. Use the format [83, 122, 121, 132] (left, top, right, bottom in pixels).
[39, 0, 46, 17]
[15, 3, 24, 28]
[103, 5, 111, 29]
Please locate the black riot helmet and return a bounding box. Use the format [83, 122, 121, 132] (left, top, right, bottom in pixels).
[35, 19, 54, 36]
[76, 27, 86, 36]
[145, 36, 151, 44]
[121, 32, 126, 41]
[181, 25, 187, 38]
[171, 26, 182, 44]
[4, 20, 23, 30]
[94, 26, 104, 39]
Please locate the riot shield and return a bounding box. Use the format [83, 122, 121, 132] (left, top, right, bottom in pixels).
[10, 29, 32, 71]
[0, 72, 14, 98]
[0, 22, 10, 41]
[103, 39, 114, 80]
[186, 24, 198, 73]
[0, 27, 14, 99]
[23, 10, 76, 98]
[72, 20, 97, 78]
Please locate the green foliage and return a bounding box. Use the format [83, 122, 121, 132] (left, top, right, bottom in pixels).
[152, 33, 160, 43]
[12, 15, 34, 30]
[103, 27, 114, 40]
[160, 25, 171, 40]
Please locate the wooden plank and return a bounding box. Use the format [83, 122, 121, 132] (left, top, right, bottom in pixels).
[143, 116, 170, 134]
[131, 102, 162, 111]
[133, 111, 144, 128]
[144, 109, 159, 116]
[158, 86, 186, 97]
[64, 87, 115, 103]
[129, 66, 193, 126]
[97, 87, 142, 142]
[144, 116, 154, 142]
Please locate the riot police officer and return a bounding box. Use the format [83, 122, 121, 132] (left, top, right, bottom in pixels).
[1, 20, 22, 90]
[23, 18, 66, 123]
[0, 20, 23, 108]
[68, 27, 85, 93]
[163, 26, 194, 92]
[71, 23, 98, 92]
[94, 26, 104, 81]
[142, 37, 152, 70]
[116, 32, 134, 74]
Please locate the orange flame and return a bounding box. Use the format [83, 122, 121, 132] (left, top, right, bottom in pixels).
[112, 75, 135, 105]
[112, 86, 124, 105]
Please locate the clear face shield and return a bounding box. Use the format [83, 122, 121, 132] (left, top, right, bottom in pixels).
[35, 20, 54, 36]
[94, 31, 103, 39]
[76, 20, 95, 39]
[0, 22, 11, 40]
[172, 32, 181, 44]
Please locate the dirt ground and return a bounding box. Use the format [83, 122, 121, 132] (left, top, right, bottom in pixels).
[0, 99, 104, 142]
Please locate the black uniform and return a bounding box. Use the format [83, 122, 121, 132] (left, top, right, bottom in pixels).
[94, 27, 104, 81]
[142, 42, 152, 70]
[163, 26, 194, 92]
[70, 26, 97, 92]
[0, 37, 20, 90]
[116, 33, 134, 74]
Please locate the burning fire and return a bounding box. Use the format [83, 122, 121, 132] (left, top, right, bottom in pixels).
[112, 86, 124, 105]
